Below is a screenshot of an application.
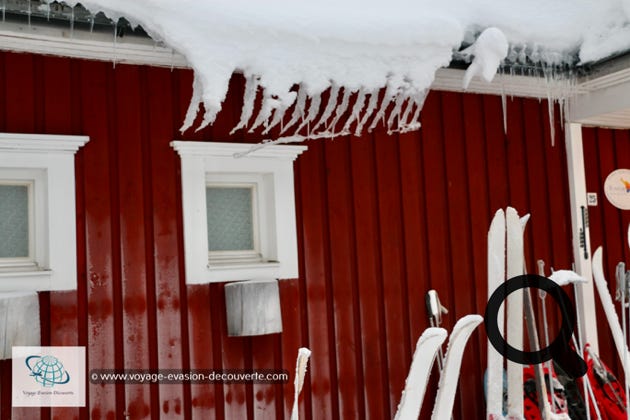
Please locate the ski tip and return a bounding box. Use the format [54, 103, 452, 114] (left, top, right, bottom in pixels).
[506, 206, 518, 216]
[298, 347, 312, 358]
[454, 314, 483, 330]
[519, 214, 530, 229]
[493, 208, 505, 218]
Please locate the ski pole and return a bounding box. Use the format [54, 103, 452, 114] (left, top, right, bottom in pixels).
[537, 260, 560, 413]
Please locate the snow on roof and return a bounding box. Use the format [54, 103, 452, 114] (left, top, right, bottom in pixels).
[52, 0, 630, 141]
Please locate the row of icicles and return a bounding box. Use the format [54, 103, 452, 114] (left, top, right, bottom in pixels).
[219, 75, 430, 145]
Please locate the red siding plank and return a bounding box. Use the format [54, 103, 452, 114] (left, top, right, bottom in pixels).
[323, 138, 364, 419]
[147, 66, 190, 420]
[112, 65, 153, 419]
[349, 135, 390, 420]
[296, 142, 338, 420]
[80, 60, 118, 420]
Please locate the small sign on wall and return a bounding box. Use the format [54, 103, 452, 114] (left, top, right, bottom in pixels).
[604, 169, 630, 210]
[587, 193, 598, 206]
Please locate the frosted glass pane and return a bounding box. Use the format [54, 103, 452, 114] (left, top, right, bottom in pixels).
[0, 185, 30, 258]
[206, 187, 254, 251]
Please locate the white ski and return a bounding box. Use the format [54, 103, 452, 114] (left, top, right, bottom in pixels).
[431, 314, 484, 419]
[394, 328, 448, 420]
[592, 247, 630, 391]
[487, 209, 506, 420]
[506, 207, 524, 419]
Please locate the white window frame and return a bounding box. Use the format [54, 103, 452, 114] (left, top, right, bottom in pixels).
[171, 141, 306, 283]
[0, 133, 89, 291]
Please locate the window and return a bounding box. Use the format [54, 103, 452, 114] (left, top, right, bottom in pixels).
[171, 141, 306, 283]
[0, 133, 89, 291]
[0, 169, 44, 271]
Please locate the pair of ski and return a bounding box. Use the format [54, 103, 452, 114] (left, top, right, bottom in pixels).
[486, 207, 531, 420]
[393, 313, 483, 420]
[486, 207, 570, 420]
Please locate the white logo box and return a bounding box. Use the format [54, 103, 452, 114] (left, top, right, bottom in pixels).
[12, 346, 86, 407]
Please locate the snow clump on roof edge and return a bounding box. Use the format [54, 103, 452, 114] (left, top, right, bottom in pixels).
[50, 1, 630, 141]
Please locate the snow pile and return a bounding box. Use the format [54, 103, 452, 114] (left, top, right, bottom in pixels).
[548, 270, 587, 286]
[462, 28, 509, 90]
[52, 0, 630, 140]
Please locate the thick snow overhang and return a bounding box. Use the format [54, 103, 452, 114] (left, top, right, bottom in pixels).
[1, 0, 630, 133]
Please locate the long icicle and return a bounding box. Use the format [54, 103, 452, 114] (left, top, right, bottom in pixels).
[249, 95, 279, 132]
[311, 84, 340, 133]
[341, 89, 367, 134]
[281, 86, 307, 135]
[230, 75, 259, 134]
[368, 87, 395, 132]
[386, 93, 406, 134]
[326, 87, 353, 134]
[354, 89, 380, 135]
[295, 92, 323, 134]
[180, 73, 203, 133]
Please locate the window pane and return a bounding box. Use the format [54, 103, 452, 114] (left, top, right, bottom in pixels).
[0, 185, 30, 258]
[206, 187, 254, 252]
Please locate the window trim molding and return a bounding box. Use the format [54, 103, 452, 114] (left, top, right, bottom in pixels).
[0, 133, 89, 291]
[171, 141, 306, 283]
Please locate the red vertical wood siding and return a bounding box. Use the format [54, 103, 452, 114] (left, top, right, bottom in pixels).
[583, 127, 630, 377]
[0, 50, 585, 419]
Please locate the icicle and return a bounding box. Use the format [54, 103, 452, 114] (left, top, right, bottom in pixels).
[27, 0, 31, 28]
[264, 90, 299, 135]
[46, 2, 50, 21]
[398, 97, 414, 128]
[89, 13, 94, 32]
[112, 21, 118, 68]
[501, 90, 508, 135]
[354, 89, 380, 135]
[295, 92, 322, 134]
[249, 94, 279, 132]
[368, 88, 395, 132]
[326, 87, 353, 134]
[341, 89, 367, 134]
[231, 76, 259, 134]
[548, 99, 556, 147]
[1, 0, 5, 23]
[311, 84, 340, 133]
[281, 86, 307, 134]
[180, 74, 203, 133]
[70, 6, 75, 38]
[386, 94, 406, 134]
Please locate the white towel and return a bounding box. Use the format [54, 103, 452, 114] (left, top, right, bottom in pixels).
[0, 292, 40, 360]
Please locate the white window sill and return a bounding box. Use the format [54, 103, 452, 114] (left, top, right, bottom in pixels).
[0, 269, 56, 291]
[197, 262, 284, 283]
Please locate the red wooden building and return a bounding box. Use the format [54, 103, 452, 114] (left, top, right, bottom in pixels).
[0, 3, 629, 420]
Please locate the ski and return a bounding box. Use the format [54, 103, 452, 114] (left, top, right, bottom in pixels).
[431, 314, 484, 419]
[394, 327, 448, 420]
[506, 207, 525, 419]
[591, 247, 630, 391]
[487, 209, 506, 420]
